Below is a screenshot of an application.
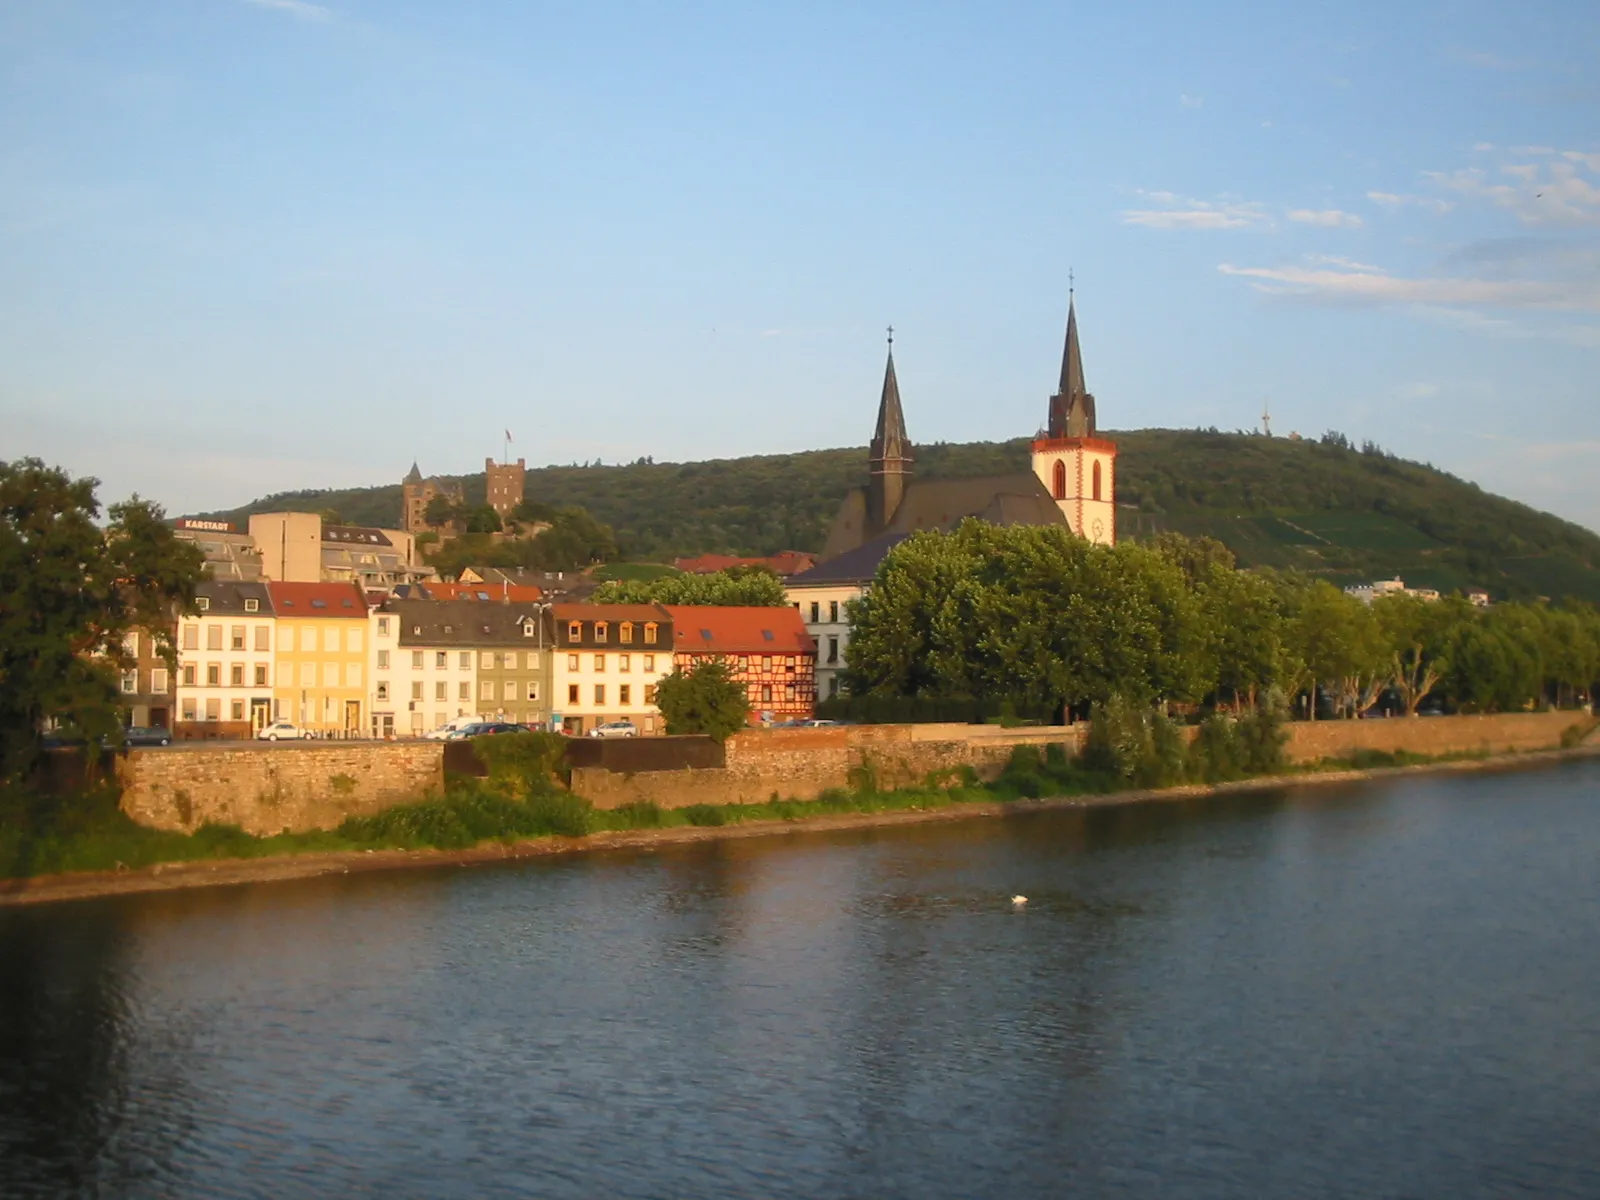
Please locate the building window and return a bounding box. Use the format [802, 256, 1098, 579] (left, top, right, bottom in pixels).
[120, 671, 138, 694]
[828, 601, 839, 623]
[644, 684, 657, 704]
[644, 623, 658, 645]
[206, 664, 220, 687]
[231, 700, 245, 721]
[435, 651, 447, 669]
[620, 622, 634, 644]
[412, 682, 424, 701]
[567, 653, 580, 671]
[377, 650, 390, 670]
[618, 654, 631, 671]
[568, 621, 582, 640]
[182, 664, 196, 688]
[378, 617, 391, 636]
[594, 654, 605, 672]
[809, 601, 819, 623]
[124, 632, 140, 656]
[230, 664, 244, 687]
[568, 684, 580, 705]
[526, 681, 539, 702]
[244, 598, 259, 613]
[206, 625, 223, 651]
[301, 627, 317, 651]
[481, 651, 494, 670]
[205, 698, 220, 721]
[349, 664, 362, 687]
[196, 597, 210, 611]
[348, 628, 363, 653]
[254, 625, 270, 651]
[1093, 460, 1103, 502]
[433, 681, 445, 701]
[761, 685, 773, 703]
[619, 684, 631, 706]
[377, 682, 389, 701]
[182, 625, 198, 651]
[460, 652, 472, 671]
[255, 664, 268, 687]
[325, 627, 342, 653]
[459, 682, 470, 701]
[1053, 459, 1067, 501]
[301, 662, 317, 687]
[480, 681, 495, 700]
[594, 622, 608, 643]
[500, 681, 515, 701]
[643, 654, 655, 672]
[827, 636, 839, 664]
[523, 623, 536, 638]
[785, 684, 796, 701]
[412, 651, 424, 670]
[829, 676, 840, 698]
[182, 699, 197, 721]
[230, 626, 245, 650]
[593, 684, 605, 705]
[151, 669, 168, 694]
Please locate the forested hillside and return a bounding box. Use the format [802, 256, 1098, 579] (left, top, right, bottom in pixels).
[198, 430, 1600, 602]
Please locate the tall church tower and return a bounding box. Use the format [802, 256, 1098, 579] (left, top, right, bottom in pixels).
[1031, 290, 1118, 544]
[866, 328, 913, 536]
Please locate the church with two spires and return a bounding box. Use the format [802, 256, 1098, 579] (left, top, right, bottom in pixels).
[819, 293, 1119, 562]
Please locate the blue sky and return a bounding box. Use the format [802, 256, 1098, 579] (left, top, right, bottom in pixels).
[3, 0, 1598, 531]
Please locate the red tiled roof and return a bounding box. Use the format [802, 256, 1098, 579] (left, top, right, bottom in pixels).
[672, 551, 818, 576]
[265, 580, 368, 617]
[664, 606, 816, 655]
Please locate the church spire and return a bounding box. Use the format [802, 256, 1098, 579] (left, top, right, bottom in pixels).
[870, 326, 912, 465]
[866, 326, 913, 536]
[1048, 283, 1096, 438]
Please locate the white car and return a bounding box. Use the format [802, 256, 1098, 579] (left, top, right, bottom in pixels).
[424, 717, 479, 741]
[258, 721, 313, 741]
[589, 720, 639, 739]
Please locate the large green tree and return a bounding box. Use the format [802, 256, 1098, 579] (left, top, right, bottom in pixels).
[0, 460, 205, 782]
[654, 659, 751, 741]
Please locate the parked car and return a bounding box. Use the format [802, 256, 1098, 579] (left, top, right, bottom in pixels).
[449, 721, 528, 739]
[589, 720, 639, 739]
[797, 719, 838, 728]
[424, 717, 479, 741]
[258, 721, 312, 741]
[116, 726, 172, 747]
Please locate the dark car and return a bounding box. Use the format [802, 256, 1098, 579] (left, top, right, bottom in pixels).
[453, 721, 528, 739]
[118, 726, 173, 747]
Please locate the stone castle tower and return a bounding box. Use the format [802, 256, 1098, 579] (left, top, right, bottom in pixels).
[401, 463, 463, 533]
[485, 457, 526, 521]
[865, 332, 913, 538]
[1029, 292, 1117, 544]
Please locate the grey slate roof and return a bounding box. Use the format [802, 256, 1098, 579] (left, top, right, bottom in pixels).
[787, 533, 911, 587]
[194, 579, 274, 614]
[387, 598, 549, 646]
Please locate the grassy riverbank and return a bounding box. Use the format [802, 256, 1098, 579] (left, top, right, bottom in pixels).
[0, 729, 1565, 885]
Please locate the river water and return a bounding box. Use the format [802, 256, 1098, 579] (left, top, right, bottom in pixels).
[3, 760, 1598, 1198]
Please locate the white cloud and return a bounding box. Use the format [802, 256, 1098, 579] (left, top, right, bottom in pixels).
[1287, 208, 1364, 228]
[1396, 382, 1440, 399]
[1365, 190, 1453, 213]
[1216, 259, 1600, 310]
[243, 0, 331, 21]
[1121, 191, 1270, 230]
[1179, 93, 1203, 109]
[1426, 149, 1600, 227]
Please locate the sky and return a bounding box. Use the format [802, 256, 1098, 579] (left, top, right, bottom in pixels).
[2, 0, 1598, 531]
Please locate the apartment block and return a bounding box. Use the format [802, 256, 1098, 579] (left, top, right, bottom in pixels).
[174, 581, 276, 738]
[268, 581, 369, 736]
[550, 604, 673, 735]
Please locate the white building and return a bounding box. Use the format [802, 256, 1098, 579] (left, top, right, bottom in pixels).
[549, 604, 673, 735]
[174, 580, 277, 736]
[784, 537, 907, 702]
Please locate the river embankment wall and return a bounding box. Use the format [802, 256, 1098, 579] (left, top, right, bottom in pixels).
[112, 711, 1588, 832]
[119, 742, 443, 836]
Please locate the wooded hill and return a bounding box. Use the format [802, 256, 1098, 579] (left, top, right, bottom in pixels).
[198, 430, 1600, 603]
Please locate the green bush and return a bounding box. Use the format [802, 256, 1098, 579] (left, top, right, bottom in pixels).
[682, 803, 727, 827]
[1083, 695, 1188, 788]
[608, 800, 666, 829]
[470, 730, 570, 794]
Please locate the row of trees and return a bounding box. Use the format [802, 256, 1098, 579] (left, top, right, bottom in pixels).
[592, 565, 789, 606]
[843, 522, 1600, 719]
[423, 504, 619, 579]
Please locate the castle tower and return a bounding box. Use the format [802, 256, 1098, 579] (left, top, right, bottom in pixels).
[1031, 291, 1117, 544]
[866, 328, 913, 536]
[401, 462, 428, 532]
[485, 457, 526, 521]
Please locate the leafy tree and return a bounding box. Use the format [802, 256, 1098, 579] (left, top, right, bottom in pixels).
[423, 494, 462, 526]
[464, 505, 502, 534]
[654, 659, 750, 741]
[593, 565, 788, 606]
[0, 460, 205, 783]
[424, 505, 618, 578]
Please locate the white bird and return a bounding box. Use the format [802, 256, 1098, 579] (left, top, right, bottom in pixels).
[1011, 895, 1028, 906]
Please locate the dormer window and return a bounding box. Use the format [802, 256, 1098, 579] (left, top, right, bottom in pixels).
[413, 625, 422, 635]
[643, 622, 658, 645]
[595, 622, 608, 643]
[244, 598, 259, 613]
[568, 621, 582, 640]
[620, 622, 634, 644]
[523, 624, 535, 637]
[196, 597, 210, 611]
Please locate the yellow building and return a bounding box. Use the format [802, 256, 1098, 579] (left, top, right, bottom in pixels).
[267, 581, 370, 736]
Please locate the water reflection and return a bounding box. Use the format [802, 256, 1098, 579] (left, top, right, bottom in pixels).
[2, 760, 1599, 1198]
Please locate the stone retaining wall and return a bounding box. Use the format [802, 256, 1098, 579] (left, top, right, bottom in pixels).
[119, 742, 444, 835]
